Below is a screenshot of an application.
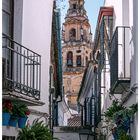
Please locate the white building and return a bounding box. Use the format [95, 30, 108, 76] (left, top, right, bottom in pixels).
[2, 0, 53, 138]
[77, 0, 138, 140]
[99, 0, 138, 139]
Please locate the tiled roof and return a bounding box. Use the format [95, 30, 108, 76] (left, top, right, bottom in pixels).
[68, 115, 81, 126]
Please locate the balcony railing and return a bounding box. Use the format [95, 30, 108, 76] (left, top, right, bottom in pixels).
[2, 34, 41, 100]
[110, 26, 131, 94]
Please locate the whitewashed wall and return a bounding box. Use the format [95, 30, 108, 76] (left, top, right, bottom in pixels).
[21, 0, 53, 124]
[103, 0, 138, 140]
[124, 0, 138, 140]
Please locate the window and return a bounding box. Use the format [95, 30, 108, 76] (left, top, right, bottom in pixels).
[67, 51, 73, 67]
[69, 28, 76, 41]
[2, 0, 14, 88]
[2, 0, 13, 37]
[86, 56, 88, 66]
[77, 55, 81, 66]
[73, 4, 76, 9]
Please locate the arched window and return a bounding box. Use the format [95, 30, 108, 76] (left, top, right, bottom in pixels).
[67, 51, 73, 66]
[69, 28, 76, 41]
[77, 55, 81, 66]
[73, 4, 76, 9]
[86, 56, 88, 66]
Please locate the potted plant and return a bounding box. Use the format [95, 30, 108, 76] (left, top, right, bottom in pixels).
[17, 104, 30, 128]
[111, 127, 118, 140]
[9, 103, 20, 127]
[104, 100, 125, 119]
[105, 101, 138, 140]
[17, 119, 59, 140]
[2, 100, 13, 126]
[118, 130, 133, 140]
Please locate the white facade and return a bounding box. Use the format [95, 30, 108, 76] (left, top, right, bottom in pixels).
[21, 0, 53, 125]
[58, 100, 72, 126]
[102, 0, 138, 140]
[2, 0, 53, 137]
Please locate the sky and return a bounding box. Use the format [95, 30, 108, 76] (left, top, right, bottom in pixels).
[84, 0, 104, 35]
[58, 0, 104, 38]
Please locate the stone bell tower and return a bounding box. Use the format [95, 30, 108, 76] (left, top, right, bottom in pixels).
[62, 0, 93, 111]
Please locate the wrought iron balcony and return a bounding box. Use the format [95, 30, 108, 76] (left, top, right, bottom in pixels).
[110, 26, 131, 94]
[2, 34, 41, 100]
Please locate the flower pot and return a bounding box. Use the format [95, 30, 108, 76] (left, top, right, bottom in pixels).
[112, 128, 118, 140]
[9, 116, 18, 127]
[122, 119, 130, 133]
[112, 132, 118, 140]
[18, 117, 28, 128]
[2, 112, 11, 126]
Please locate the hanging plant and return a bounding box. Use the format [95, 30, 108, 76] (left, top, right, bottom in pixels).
[113, 103, 138, 126]
[17, 119, 59, 140]
[104, 100, 125, 118]
[104, 101, 138, 140]
[118, 130, 133, 140]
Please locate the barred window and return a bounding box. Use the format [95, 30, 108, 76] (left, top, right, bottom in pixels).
[69, 28, 76, 41]
[2, 0, 14, 37]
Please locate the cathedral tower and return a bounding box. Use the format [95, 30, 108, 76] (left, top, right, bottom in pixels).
[62, 0, 93, 111]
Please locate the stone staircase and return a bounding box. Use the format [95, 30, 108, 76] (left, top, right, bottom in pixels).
[53, 126, 94, 140]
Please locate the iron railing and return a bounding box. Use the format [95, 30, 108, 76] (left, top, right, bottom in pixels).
[110, 26, 131, 92]
[2, 34, 41, 99]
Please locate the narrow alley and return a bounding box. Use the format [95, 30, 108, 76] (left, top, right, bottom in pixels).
[2, 0, 138, 140]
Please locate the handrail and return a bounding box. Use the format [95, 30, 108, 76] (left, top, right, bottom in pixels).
[2, 34, 41, 100]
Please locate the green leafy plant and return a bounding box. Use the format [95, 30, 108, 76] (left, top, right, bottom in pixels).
[104, 100, 125, 118]
[17, 119, 59, 140]
[113, 103, 138, 124]
[105, 100, 138, 121]
[118, 130, 133, 140]
[17, 104, 30, 117]
[12, 103, 30, 117]
[12, 103, 20, 117]
[105, 101, 138, 140]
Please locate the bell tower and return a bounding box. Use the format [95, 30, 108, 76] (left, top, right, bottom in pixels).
[62, 0, 93, 111]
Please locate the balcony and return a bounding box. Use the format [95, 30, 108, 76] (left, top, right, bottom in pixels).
[2, 34, 43, 105]
[110, 26, 131, 94]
